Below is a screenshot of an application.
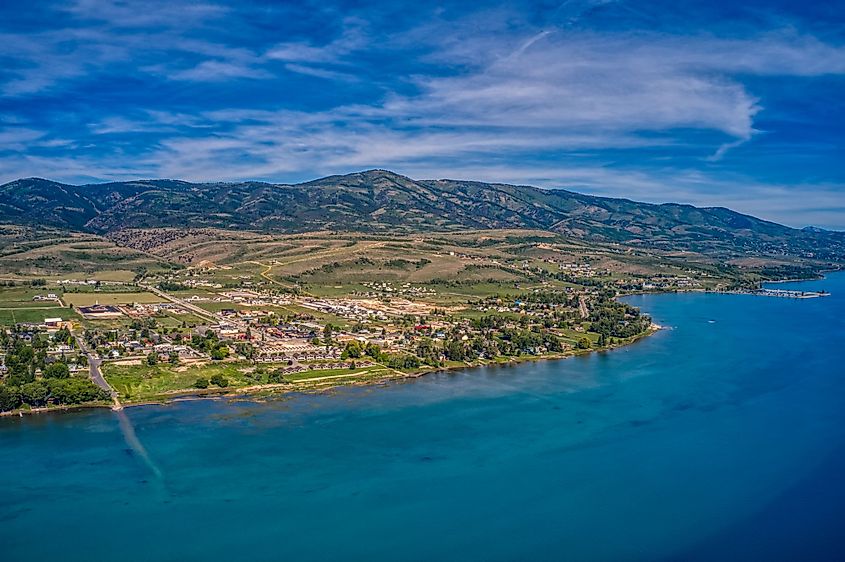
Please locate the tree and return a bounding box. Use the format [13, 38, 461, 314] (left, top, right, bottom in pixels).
[46, 379, 108, 404]
[194, 378, 209, 389]
[444, 339, 466, 361]
[43, 362, 70, 379]
[146, 352, 158, 366]
[342, 341, 362, 359]
[365, 343, 381, 358]
[0, 385, 21, 412]
[210, 347, 228, 361]
[53, 328, 72, 344]
[7, 368, 35, 387]
[20, 381, 49, 407]
[576, 337, 592, 349]
[209, 374, 229, 388]
[168, 352, 179, 365]
[235, 342, 255, 360]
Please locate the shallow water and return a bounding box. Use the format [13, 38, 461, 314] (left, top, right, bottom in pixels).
[2, 273, 844, 561]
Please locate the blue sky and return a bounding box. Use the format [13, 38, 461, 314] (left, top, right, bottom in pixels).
[1, 0, 844, 228]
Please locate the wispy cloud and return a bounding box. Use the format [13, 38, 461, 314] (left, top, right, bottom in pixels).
[0, 1, 843, 227]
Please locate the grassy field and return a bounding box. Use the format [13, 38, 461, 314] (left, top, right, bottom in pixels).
[61, 228, 748, 303]
[0, 306, 76, 326]
[0, 225, 169, 279]
[0, 286, 73, 325]
[153, 311, 209, 328]
[102, 361, 258, 400]
[103, 359, 395, 400]
[63, 292, 164, 306]
[0, 286, 56, 306]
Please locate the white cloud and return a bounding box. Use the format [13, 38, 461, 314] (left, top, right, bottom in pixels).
[2, 3, 845, 228]
[170, 59, 272, 81]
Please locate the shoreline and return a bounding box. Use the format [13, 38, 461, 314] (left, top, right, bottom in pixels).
[7, 267, 838, 420]
[1, 326, 661, 419]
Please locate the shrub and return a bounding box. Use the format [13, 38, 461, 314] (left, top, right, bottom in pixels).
[194, 378, 209, 389]
[209, 374, 229, 388]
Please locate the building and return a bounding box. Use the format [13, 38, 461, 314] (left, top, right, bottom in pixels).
[77, 304, 123, 319]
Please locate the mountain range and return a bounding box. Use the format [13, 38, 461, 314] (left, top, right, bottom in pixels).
[2, 169, 843, 260]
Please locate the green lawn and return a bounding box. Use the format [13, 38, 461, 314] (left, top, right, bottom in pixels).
[0, 306, 76, 326]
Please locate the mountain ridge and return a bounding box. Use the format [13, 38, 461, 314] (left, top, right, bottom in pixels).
[1, 169, 843, 260]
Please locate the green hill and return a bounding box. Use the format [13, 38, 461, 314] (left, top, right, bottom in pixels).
[2, 169, 843, 260]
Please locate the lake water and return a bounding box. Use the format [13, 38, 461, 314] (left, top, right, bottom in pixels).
[2, 273, 844, 561]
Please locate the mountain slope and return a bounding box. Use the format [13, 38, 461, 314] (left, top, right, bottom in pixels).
[1, 170, 842, 260]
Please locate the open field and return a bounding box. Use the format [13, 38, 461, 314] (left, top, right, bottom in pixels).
[102, 361, 258, 400]
[103, 360, 396, 401]
[0, 306, 75, 325]
[0, 286, 71, 325]
[0, 226, 170, 280]
[62, 292, 165, 306]
[117, 228, 739, 304]
[0, 286, 57, 306]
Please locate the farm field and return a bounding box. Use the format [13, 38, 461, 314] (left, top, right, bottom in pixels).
[62, 292, 165, 307]
[0, 306, 75, 326]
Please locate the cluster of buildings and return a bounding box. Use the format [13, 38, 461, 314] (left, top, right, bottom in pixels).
[360, 282, 437, 296]
[179, 279, 224, 289]
[639, 276, 702, 290]
[300, 298, 387, 322]
[558, 262, 598, 277]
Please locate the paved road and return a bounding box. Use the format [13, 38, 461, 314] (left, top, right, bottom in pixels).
[578, 295, 589, 319]
[141, 283, 218, 322]
[74, 334, 122, 410]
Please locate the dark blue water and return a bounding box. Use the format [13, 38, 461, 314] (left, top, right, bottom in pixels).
[2, 273, 844, 561]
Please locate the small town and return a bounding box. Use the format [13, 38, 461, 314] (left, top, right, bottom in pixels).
[0, 264, 658, 413]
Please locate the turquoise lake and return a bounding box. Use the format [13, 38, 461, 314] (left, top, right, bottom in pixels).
[2, 273, 844, 561]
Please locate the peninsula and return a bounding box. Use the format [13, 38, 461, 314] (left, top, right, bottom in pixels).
[1, 170, 842, 414]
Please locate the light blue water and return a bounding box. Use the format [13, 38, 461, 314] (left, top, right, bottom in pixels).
[2, 273, 845, 561]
